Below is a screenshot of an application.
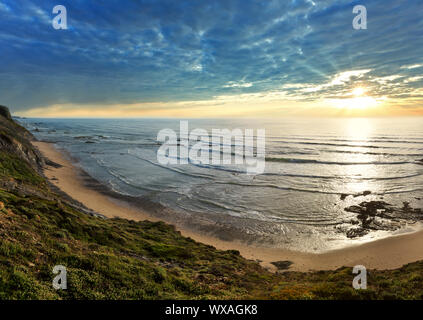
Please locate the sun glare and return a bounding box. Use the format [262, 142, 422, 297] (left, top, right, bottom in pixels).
[330, 97, 378, 110]
[325, 86, 383, 110]
[352, 87, 366, 96]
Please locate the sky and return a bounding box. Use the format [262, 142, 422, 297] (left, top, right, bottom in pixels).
[0, 0, 422, 118]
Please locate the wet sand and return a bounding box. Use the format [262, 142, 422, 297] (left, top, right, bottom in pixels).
[33, 141, 423, 272]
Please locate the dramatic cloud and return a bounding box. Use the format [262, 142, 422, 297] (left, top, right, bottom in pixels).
[0, 0, 422, 115]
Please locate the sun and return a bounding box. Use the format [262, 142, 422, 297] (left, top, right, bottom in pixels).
[352, 87, 366, 97]
[327, 86, 383, 110]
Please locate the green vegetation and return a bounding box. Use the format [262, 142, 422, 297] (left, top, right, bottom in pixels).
[1, 106, 423, 300]
[0, 151, 45, 186]
[0, 188, 274, 299]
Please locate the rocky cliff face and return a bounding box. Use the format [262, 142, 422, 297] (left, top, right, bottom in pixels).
[0, 105, 12, 120]
[0, 106, 44, 171]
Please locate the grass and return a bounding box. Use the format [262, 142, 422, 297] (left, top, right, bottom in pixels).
[0, 188, 274, 299]
[0, 151, 45, 186]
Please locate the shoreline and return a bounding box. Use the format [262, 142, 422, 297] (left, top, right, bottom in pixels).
[33, 140, 423, 272]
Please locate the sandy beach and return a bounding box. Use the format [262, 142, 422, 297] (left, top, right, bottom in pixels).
[33, 140, 423, 272]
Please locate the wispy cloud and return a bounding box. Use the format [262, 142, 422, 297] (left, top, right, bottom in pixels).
[0, 0, 422, 116]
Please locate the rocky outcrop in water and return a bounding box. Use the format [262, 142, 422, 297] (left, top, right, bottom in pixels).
[343, 201, 423, 238]
[340, 190, 372, 201]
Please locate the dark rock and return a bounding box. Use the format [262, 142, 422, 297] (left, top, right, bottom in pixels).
[344, 205, 363, 214]
[270, 260, 293, 270]
[353, 190, 372, 198]
[340, 194, 348, 200]
[346, 228, 369, 238]
[344, 200, 423, 238]
[344, 201, 395, 238]
[45, 159, 63, 168]
[0, 105, 12, 120]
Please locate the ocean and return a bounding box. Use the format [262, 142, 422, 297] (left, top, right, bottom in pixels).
[20, 117, 423, 253]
